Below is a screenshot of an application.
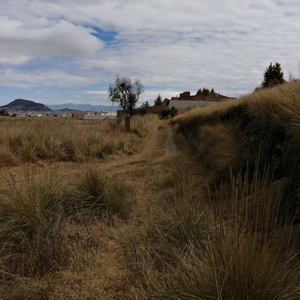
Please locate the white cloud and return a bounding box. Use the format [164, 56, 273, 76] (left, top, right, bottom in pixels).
[0, 0, 300, 105]
[86, 91, 107, 95]
[0, 16, 103, 66]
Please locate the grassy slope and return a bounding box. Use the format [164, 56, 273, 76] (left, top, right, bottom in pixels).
[173, 80, 300, 217]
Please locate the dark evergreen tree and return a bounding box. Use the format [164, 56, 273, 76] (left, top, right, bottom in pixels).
[260, 62, 286, 89]
[154, 94, 163, 106]
[196, 88, 202, 95]
[202, 87, 210, 95]
[197, 87, 214, 95]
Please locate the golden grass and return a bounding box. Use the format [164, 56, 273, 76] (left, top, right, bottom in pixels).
[0, 114, 158, 166]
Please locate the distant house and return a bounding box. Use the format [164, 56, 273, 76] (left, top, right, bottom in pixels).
[72, 112, 87, 119]
[161, 91, 234, 113]
[26, 112, 43, 117]
[73, 110, 116, 120]
[115, 91, 234, 118]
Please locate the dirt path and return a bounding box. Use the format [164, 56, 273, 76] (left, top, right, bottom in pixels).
[145, 125, 177, 154]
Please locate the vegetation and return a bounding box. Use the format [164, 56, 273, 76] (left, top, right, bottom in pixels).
[1, 80, 300, 299]
[196, 87, 214, 95]
[260, 62, 286, 89]
[161, 106, 178, 118]
[173, 79, 300, 215]
[0, 110, 9, 116]
[65, 166, 133, 217]
[108, 75, 145, 117]
[154, 94, 163, 106]
[137, 101, 152, 116]
[0, 115, 157, 166]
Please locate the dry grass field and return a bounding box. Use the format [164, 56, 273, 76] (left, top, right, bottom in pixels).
[1, 81, 300, 299]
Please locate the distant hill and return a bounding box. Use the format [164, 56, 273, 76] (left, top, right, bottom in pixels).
[47, 103, 119, 112]
[54, 108, 83, 114]
[0, 99, 119, 113]
[0, 99, 52, 112]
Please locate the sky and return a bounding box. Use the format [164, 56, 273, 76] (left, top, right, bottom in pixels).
[0, 0, 299, 107]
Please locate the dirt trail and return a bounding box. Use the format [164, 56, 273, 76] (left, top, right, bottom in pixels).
[145, 125, 177, 154]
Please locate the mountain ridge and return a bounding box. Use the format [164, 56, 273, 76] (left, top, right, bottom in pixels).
[0, 99, 119, 113]
[47, 103, 118, 112]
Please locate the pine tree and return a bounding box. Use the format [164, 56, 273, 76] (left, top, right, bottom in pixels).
[260, 62, 286, 89]
[202, 87, 210, 95]
[154, 94, 163, 106]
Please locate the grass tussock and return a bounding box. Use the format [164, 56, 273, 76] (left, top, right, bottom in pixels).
[162, 231, 300, 300]
[0, 169, 70, 277]
[66, 166, 133, 218]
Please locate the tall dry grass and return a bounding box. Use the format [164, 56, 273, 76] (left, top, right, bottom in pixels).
[0, 168, 70, 277]
[0, 114, 158, 166]
[0, 163, 134, 281]
[172, 80, 300, 218]
[146, 161, 300, 300]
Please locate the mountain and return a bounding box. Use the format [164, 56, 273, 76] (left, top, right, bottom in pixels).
[0, 100, 119, 114]
[0, 99, 52, 112]
[47, 103, 118, 112]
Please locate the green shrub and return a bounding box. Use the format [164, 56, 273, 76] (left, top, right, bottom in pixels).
[161, 106, 178, 119]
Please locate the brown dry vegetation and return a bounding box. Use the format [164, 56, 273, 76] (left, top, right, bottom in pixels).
[1, 81, 300, 299]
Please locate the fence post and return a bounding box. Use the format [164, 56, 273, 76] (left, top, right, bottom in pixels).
[125, 115, 131, 132]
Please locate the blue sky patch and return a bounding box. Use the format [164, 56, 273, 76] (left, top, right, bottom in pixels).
[91, 28, 117, 43]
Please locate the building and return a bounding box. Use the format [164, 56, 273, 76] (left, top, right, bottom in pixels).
[73, 110, 117, 120]
[161, 91, 234, 113]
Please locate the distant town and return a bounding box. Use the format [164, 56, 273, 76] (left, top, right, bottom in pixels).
[0, 90, 234, 119]
[0, 99, 117, 119]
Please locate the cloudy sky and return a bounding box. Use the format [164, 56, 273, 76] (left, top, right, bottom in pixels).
[0, 0, 299, 107]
